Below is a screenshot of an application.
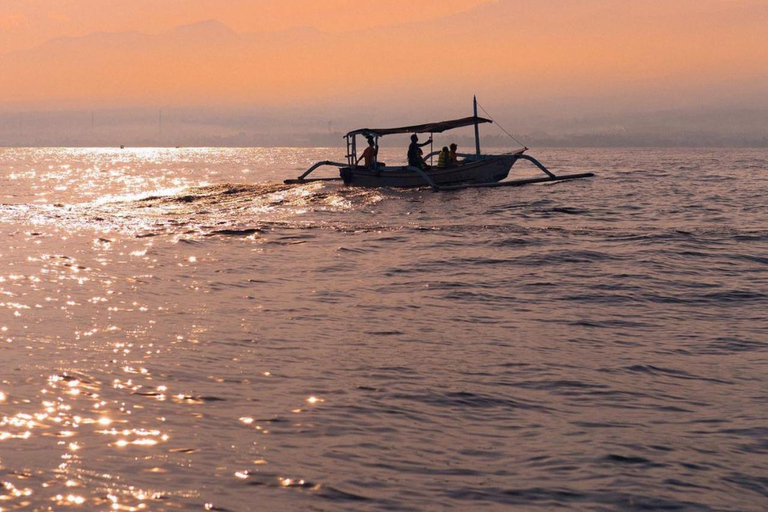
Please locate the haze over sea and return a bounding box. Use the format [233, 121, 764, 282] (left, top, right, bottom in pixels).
[0, 147, 766, 511]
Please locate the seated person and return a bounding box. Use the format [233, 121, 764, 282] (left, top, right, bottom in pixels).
[449, 143, 460, 165]
[356, 137, 378, 168]
[437, 146, 450, 168]
[407, 134, 432, 170]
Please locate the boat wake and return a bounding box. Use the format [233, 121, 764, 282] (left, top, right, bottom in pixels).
[0, 182, 387, 238]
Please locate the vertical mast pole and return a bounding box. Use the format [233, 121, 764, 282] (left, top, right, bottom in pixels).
[430, 133, 434, 166]
[473, 96, 481, 156]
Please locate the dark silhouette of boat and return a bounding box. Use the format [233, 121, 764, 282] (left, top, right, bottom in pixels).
[285, 98, 593, 191]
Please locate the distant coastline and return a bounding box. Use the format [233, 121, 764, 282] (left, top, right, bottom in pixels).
[2, 136, 767, 149]
[2, 108, 766, 149]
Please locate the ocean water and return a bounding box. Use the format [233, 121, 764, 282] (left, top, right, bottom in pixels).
[0, 147, 766, 511]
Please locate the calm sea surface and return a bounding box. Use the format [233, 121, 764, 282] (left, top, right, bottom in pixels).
[0, 147, 766, 511]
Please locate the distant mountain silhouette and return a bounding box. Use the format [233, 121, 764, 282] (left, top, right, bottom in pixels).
[168, 20, 238, 41]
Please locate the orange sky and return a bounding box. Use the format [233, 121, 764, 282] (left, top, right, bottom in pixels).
[1, 0, 767, 113]
[0, 0, 492, 53]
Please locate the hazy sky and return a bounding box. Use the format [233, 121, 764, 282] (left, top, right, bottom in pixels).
[0, 0, 493, 53]
[1, 0, 767, 126]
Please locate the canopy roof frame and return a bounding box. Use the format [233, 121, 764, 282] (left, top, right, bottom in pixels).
[345, 116, 492, 138]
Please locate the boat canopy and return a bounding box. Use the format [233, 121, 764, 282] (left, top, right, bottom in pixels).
[345, 116, 492, 138]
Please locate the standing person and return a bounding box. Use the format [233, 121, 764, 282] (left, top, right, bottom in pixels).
[356, 136, 378, 168]
[449, 143, 460, 165]
[407, 134, 432, 170]
[437, 146, 450, 168]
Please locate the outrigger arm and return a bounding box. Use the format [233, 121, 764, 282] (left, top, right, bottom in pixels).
[438, 154, 594, 191]
[284, 160, 347, 184]
[517, 154, 556, 178]
[405, 166, 440, 191]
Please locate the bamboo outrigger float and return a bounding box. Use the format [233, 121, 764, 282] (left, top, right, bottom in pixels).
[284, 98, 594, 191]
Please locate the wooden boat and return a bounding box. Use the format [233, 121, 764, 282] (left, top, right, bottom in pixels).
[285, 98, 594, 191]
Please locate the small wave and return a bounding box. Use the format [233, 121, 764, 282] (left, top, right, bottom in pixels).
[194, 504, 231, 512]
[137, 183, 294, 206]
[572, 421, 639, 429]
[170, 394, 228, 404]
[732, 254, 768, 264]
[545, 206, 590, 215]
[701, 290, 768, 303]
[722, 472, 768, 498]
[392, 390, 547, 411]
[520, 249, 621, 265]
[488, 237, 529, 247]
[732, 233, 768, 242]
[602, 453, 665, 468]
[206, 228, 264, 237]
[620, 365, 732, 384]
[508, 379, 608, 391]
[448, 486, 711, 510]
[314, 486, 373, 503]
[700, 337, 768, 355]
[567, 319, 653, 329]
[244, 473, 372, 502]
[663, 479, 713, 491]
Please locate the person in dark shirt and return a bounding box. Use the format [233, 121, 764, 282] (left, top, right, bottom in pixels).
[407, 134, 432, 169]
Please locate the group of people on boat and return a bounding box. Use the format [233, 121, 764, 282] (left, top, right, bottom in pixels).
[407, 135, 461, 170]
[408, 135, 460, 170]
[356, 133, 461, 171]
[438, 143, 460, 168]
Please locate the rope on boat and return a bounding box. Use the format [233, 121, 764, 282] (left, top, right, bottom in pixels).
[475, 100, 528, 150]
